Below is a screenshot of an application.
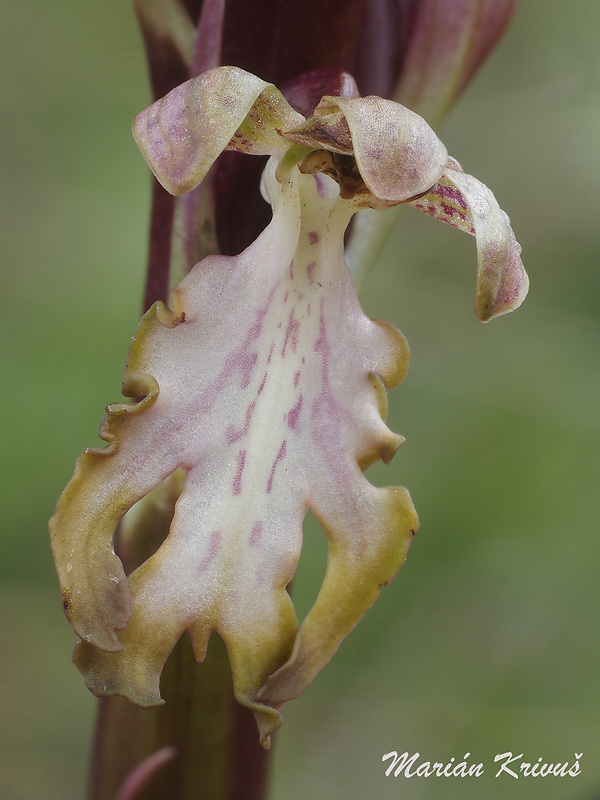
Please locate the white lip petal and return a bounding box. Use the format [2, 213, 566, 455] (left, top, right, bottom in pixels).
[51, 162, 416, 746]
[52, 64, 526, 748]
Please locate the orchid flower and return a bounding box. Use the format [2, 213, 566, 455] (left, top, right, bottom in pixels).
[49, 65, 527, 747]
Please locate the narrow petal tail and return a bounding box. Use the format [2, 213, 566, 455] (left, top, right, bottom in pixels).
[257, 483, 417, 711]
[412, 162, 528, 320]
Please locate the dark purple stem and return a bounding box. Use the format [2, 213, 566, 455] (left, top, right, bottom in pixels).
[143, 181, 175, 310]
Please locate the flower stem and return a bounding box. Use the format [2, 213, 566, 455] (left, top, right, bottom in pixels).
[88, 635, 270, 800]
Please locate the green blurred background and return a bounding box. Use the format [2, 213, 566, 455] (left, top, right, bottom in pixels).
[1, 2, 599, 798]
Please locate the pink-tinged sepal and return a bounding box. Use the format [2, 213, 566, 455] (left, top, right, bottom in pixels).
[318, 95, 448, 203]
[412, 159, 528, 320]
[133, 66, 303, 195]
[284, 95, 448, 205]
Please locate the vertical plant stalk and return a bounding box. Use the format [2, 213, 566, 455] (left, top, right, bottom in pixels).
[89, 637, 270, 800]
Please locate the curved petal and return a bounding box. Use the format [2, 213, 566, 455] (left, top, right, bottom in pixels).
[133, 66, 303, 195]
[49, 308, 187, 651]
[311, 95, 448, 204]
[412, 161, 528, 320]
[258, 482, 417, 709]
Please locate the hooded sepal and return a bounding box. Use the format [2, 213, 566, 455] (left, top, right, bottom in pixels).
[284, 94, 448, 206]
[133, 66, 303, 195]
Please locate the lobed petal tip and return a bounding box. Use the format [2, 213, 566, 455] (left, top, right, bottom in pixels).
[74, 638, 166, 707]
[241, 695, 284, 750]
[256, 485, 418, 711]
[476, 241, 529, 322]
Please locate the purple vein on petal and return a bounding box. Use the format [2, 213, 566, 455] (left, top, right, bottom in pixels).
[266, 441, 287, 494]
[232, 450, 247, 496]
[198, 531, 222, 572]
[286, 395, 303, 432]
[249, 521, 263, 548]
[226, 401, 257, 444]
